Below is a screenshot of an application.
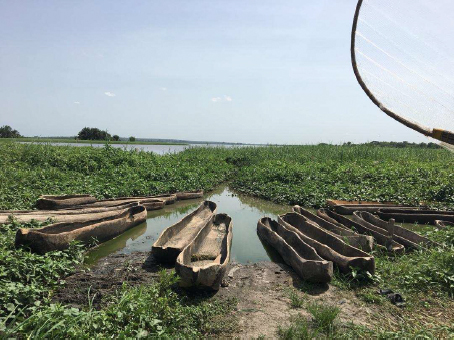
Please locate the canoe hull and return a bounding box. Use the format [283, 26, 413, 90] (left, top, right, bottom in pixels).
[377, 209, 454, 225]
[36, 194, 97, 210]
[15, 205, 147, 254]
[175, 190, 204, 200]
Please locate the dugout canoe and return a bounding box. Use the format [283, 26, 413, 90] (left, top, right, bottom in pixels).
[152, 200, 217, 264]
[15, 205, 147, 254]
[377, 208, 454, 225]
[353, 211, 439, 249]
[149, 194, 177, 205]
[292, 206, 374, 252]
[77, 197, 165, 211]
[0, 203, 140, 225]
[278, 213, 374, 273]
[257, 217, 333, 283]
[175, 190, 204, 200]
[435, 220, 454, 228]
[175, 213, 233, 290]
[317, 208, 404, 253]
[36, 194, 97, 210]
[326, 199, 412, 215]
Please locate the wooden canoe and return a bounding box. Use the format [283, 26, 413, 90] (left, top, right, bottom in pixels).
[353, 211, 439, 249]
[175, 190, 204, 200]
[175, 213, 233, 290]
[257, 217, 333, 283]
[148, 194, 177, 205]
[292, 206, 374, 252]
[435, 220, 454, 228]
[278, 213, 375, 274]
[76, 197, 165, 211]
[326, 199, 413, 215]
[317, 208, 404, 253]
[15, 205, 147, 254]
[152, 200, 217, 264]
[0, 203, 140, 225]
[36, 194, 97, 210]
[377, 208, 454, 225]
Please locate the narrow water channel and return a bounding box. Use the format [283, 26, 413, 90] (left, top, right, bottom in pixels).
[86, 186, 291, 265]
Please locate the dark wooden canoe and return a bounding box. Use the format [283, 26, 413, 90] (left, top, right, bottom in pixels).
[257, 217, 333, 283]
[326, 199, 413, 215]
[353, 211, 439, 249]
[152, 200, 217, 264]
[175, 190, 204, 200]
[0, 203, 140, 225]
[317, 208, 404, 254]
[278, 213, 375, 274]
[36, 194, 97, 210]
[292, 206, 374, 252]
[15, 205, 147, 254]
[435, 220, 454, 228]
[77, 197, 165, 211]
[176, 213, 233, 290]
[377, 208, 454, 225]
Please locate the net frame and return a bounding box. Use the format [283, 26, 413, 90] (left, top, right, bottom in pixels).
[351, 0, 454, 146]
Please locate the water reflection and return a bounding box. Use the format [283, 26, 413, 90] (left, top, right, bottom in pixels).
[86, 186, 291, 264]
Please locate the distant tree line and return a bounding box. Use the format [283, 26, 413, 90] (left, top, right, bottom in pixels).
[341, 141, 441, 149]
[76, 127, 134, 142]
[0, 125, 21, 138]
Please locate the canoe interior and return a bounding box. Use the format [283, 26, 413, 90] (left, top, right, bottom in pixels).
[40, 194, 95, 200]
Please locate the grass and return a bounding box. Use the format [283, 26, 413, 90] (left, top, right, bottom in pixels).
[0, 137, 187, 145]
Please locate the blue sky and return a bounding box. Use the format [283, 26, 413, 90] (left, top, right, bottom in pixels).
[0, 0, 431, 143]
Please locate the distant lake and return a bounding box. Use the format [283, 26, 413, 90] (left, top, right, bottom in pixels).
[22, 142, 253, 155]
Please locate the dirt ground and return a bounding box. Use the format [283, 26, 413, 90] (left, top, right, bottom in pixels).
[55, 251, 389, 337]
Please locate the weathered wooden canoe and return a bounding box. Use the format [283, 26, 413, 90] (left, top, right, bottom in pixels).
[0, 203, 140, 225]
[326, 199, 411, 215]
[15, 205, 147, 254]
[257, 217, 333, 283]
[175, 213, 233, 290]
[152, 200, 217, 264]
[435, 220, 454, 228]
[278, 213, 375, 273]
[175, 190, 204, 200]
[317, 208, 404, 253]
[76, 197, 166, 211]
[353, 211, 439, 249]
[148, 194, 177, 205]
[377, 208, 454, 225]
[292, 206, 374, 252]
[36, 194, 97, 210]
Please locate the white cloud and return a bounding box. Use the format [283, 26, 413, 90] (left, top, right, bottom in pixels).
[104, 92, 116, 97]
[161, 87, 167, 91]
[74, 101, 80, 104]
[211, 95, 232, 103]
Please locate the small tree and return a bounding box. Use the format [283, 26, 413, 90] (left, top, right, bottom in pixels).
[129, 136, 136, 142]
[112, 135, 120, 141]
[0, 125, 21, 138]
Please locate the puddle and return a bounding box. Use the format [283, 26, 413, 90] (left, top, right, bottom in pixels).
[85, 186, 290, 265]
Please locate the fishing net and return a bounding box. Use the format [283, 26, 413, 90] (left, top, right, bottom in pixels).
[351, 0, 454, 146]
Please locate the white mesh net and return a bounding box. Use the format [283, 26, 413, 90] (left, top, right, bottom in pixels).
[353, 0, 454, 135]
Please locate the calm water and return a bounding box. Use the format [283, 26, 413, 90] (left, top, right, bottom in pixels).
[86, 186, 290, 264]
[23, 142, 253, 155]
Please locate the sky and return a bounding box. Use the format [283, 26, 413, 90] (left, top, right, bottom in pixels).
[0, 0, 435, 144]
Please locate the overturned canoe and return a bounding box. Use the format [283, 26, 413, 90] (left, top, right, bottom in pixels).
[36, 194, 97, 210]
[176, 213, 233, 290]
[15, 205, 147, 254]
[377, 208, 454, 225]
[292, 206, 374, 252]
[175, 190, 204, 200]
[353, 211, 438, 249]
[0, 203, 140, 225]
[152, 200, 217, 264]
[326, 199, 412, 215]
[435, 220, 454, 228]
[77, 197, 165, 211]
[278, 213, 374, 274]
[257, 217, 333, 283]
[317, 208, 404, 253]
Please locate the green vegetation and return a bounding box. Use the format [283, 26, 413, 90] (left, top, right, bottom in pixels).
[0, 137, 187, 145]
[129, 136, 136, 142]
[0, 125, 21, 138]
[77, 127, 111, 141]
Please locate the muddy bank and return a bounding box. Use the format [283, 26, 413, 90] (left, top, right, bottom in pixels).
[55, 251, 386, 337]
